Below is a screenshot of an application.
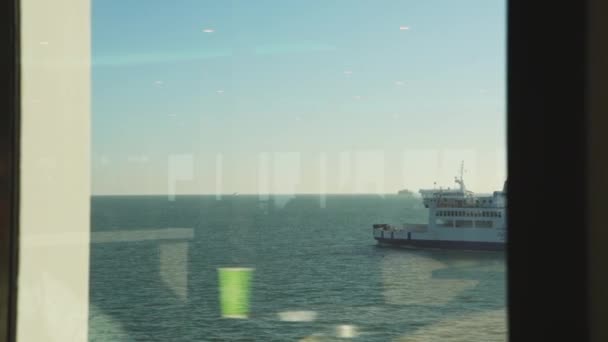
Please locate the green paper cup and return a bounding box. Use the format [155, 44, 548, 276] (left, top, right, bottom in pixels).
[218, 267, 254, 319]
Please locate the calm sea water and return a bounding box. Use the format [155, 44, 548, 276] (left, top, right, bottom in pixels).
[89, 195, 506, 342]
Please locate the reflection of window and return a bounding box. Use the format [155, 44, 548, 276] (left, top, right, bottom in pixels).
[436, 219, 454, 227]
[475, 221, 493, 228]
[455, 220, 474, 228]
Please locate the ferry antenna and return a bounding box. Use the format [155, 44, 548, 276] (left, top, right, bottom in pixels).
[460, 160, 464, 182]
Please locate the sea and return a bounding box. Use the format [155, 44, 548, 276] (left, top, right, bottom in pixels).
[89, 194, 506, 342]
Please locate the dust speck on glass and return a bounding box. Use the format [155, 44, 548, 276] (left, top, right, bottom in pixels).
[90, 1, 506, 341]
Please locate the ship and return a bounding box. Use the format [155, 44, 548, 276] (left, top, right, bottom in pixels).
[397, 189, 414, 196]
[373, 162, 506, 251]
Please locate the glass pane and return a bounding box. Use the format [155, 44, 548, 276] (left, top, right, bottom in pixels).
[90, 1, 506, 341]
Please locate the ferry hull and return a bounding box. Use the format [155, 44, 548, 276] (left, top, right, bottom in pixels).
[375, 237, 504, 251]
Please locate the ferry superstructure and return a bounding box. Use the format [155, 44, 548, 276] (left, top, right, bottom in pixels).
[373, 163, 507, 251]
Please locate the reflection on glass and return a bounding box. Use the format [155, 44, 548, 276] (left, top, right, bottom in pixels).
[91, 0, 506, 340]
[160, 242, 190, 302]
[218, 267, 254, 319]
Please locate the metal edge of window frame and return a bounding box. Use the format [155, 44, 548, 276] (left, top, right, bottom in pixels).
[0, 0, 19, 339]
[507, 0, 599, 341]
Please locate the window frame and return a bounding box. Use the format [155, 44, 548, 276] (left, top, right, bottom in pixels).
[0, 0, 19, 339]
[0, 0, 602, 341]
[507, 0, 591, 341]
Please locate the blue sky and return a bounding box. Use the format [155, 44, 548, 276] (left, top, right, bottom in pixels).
[92, 0, 506, 195]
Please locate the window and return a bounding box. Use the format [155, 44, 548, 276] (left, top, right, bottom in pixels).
[11, 0, 516, 341]
[455, 220, 474, 228]
[475, 221, 493, 229]
[5, 0, 602, 340]
[436, 219, 455, 228]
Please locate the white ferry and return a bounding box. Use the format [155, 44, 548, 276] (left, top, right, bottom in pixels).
[373, 164, 506, 251]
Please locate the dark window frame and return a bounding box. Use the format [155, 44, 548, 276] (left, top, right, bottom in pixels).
[0, 0, 601, 341]
[0, 0, 19, 339]
[507, 0, 591, 340]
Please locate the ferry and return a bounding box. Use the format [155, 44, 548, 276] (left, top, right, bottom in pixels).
[373, 163, 506, 251]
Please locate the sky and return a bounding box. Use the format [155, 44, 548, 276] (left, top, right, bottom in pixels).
[91, 0, 506, 196]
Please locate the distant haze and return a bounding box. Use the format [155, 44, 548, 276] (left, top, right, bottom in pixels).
[92, 0, 506, 195]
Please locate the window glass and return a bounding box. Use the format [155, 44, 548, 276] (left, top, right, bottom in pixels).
[88, 1, 507, 341]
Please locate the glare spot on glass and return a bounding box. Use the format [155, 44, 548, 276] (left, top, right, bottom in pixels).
[168, 154, 193, 201]
[343, 70, 353, 75]
[335, 324, 358, 338]
[159, 241, 189, 302]
[319, 152, 327, 208]
[399, 25, 410, 30]
[39, 41, 49, 45]
[395, 81, 405, 86]
[90, 228, 194, 244]
[380, 252, 479, 306]
[272, 152, 301, 205]
[258, 152, 271, 199]
[153, 80, 163, 87]
[216, 90, 225, 94]
[202, 28, 215, 33]
[338, 151, 353, 193]
[355, 150, 385, 194]
[215, 153, 223, 200]
[353, 95, 361, 100]
[394, 309, 506, 342]
[277, 311, 317, 322]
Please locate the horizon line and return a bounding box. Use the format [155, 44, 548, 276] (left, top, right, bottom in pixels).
[90, 192, 422, 197]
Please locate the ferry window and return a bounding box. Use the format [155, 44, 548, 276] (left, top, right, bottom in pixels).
[16, 0, 508, 341]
